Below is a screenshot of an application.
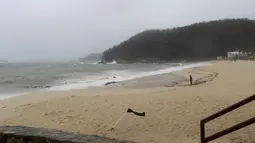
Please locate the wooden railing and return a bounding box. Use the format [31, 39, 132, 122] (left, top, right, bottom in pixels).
[200, 94, 255, 143]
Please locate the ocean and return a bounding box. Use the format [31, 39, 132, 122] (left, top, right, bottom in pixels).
[0, 61, 210, 100]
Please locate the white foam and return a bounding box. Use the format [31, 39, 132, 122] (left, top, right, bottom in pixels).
[88, 60, 117, 65]
[49, 62, 212, 91]
[0, 93, 26, 100]
[107, 62, 211, 82]
[107, 61, 117, 64]
[91, 62, 98, 64]
[82, 61, 100, 65]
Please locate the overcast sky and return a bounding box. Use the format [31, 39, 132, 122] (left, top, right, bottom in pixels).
[0, 0, 254, 62]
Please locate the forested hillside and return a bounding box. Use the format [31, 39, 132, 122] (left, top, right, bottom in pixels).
[102, 19, 255, 63]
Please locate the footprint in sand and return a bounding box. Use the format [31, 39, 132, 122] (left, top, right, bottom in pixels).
[22, 104, 31, 107]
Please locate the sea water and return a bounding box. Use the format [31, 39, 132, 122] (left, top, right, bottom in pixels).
[0, 61, 211, 100]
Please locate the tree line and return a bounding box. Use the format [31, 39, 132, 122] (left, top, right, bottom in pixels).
[102, 19, 255, 63]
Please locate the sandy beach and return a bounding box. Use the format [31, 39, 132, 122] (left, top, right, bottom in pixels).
[1, 61, 255, 143]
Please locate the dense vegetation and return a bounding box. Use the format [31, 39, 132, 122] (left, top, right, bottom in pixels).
[102, 19, 255, 63]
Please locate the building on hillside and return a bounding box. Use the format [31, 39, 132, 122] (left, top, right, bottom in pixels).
[227, 51, 240, 59]
[227, 50, 251, 60]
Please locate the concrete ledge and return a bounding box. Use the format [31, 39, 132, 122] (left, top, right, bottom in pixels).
[0, 126, 136, 143]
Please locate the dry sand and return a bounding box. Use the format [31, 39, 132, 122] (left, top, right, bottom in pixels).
[0, 61, 255, 143]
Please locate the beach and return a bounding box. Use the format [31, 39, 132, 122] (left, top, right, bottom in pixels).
[1, 61, 255, 143]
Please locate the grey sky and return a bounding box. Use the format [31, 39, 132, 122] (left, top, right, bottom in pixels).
[0, 0, 254, 62]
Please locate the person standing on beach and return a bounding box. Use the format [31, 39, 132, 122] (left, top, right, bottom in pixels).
[189, 75, 193, 85]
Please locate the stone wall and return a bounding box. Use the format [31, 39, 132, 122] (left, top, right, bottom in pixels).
[0, 126, 136, 143]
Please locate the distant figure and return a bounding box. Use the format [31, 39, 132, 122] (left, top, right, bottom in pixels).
[189, 75, 193, 85]
[113, 76, 116, 79]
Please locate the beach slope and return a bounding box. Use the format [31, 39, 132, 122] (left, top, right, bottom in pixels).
[1, 61, 255, 143]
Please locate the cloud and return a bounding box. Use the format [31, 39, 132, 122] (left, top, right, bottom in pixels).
[0, 0, 254, 62]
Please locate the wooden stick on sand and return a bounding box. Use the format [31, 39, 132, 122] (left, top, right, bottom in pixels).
[109, 112, 127, 131]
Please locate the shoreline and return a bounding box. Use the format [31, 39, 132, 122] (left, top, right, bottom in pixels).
[1, 61, 254, 143]
[0, 63, 211, 121]
[0, 62, 211, 101]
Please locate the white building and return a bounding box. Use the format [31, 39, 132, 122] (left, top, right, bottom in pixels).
[227, 51, 240, 59]
[227, 50, 250, 60]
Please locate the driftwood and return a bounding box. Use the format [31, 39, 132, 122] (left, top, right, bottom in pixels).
[105, 81, 119, 86]
[0, 126, 136, 143]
